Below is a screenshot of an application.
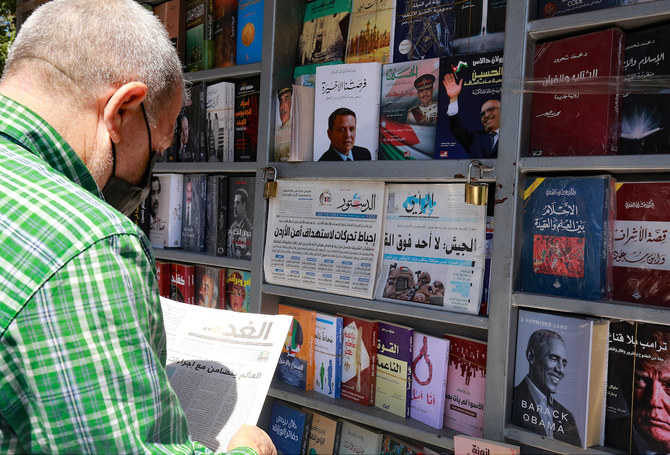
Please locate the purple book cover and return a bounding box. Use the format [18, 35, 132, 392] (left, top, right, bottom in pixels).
[375, 321, 413, 418]
[409, 332, 450, 429]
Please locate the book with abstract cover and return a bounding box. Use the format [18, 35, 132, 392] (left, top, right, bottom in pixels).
[605, 321, 670, 453]
[296, 0, 350, 69]
[345, 0, 395, 65]
[435, 51, 503, 159]
[410, 332, 450, 429]
[619, 22, 670, 155]
[267, 400, 312, 455]
[381, 434, 423, 454]
[513, 309, 610, 449]
[224, 268, 250, 312]
[149, 173, 183, 249]
[205, 174, 228, 256]
[304, 409, 342, 455]
[376, 183, 486, 314]
[212, 0, 236, 68]
[207, 80, 235, 162]
[375, 321, 413, 418]
[181, 173, 207, 253]
[337, 420, 383, 455]
[519, 175, 615, 300]
[234, 76, 260, 162]
[340, 314, 378, 406]
[236, 0, 263, 64]
[528, 28, 625, 156]
[392, 0, 455, 63]
[453, 435, 520, 455]
[275, 304, 316, 391]
[379, 58, 440, 160]
[194, 265, 223, 309]
[452, 0, 506, 56]
[314, 312, 343, 399]
[226, 175, 255, 260]
[185, 0, 214, 72]
[444, 334, 487, 437]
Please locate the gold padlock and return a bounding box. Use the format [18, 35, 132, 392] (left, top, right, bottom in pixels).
[465, 160, 490, 206]
[262, 166, 278, 199]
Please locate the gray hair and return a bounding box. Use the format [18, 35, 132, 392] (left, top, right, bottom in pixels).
[4, 0, 185, 125]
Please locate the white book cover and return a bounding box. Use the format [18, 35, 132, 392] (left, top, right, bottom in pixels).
[338, 420, 383, 455]
[206, 81, 235, 162]
[150, 173, 183, 248]
[410, 332, 450, 429]
[313, 62, 382, 161]
[313, 312, 343, 398]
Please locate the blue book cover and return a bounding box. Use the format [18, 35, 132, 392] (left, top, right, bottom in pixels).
[375, 321, 413, 418]
[435, 50, 503, 159]
[236, 0, 263, 64]
[519, 176, 615, 300]
[268, 400, 312, 455]
[392, 0, 456, 63]
[536, 0, 618, 19]
[314, 313, 343, 398]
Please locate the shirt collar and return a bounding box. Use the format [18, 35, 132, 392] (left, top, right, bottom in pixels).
[0, 94, 102, 198]
[331, 146, 353, 161]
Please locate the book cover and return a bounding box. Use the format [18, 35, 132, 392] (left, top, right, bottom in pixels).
[149, 173, 183, 248]
[185, 0, 214, 72]
[224, 268, 250, 312]
[289, 84, 316, 162]
[296, 0, 351, 68]
[443, 334, 487, 437]
[267, 400, 312, 455]
[345, 0, 395, 65]
[212, 0, 237, 68]
[337, 420, 383, 455]
[155, 260, 172, 298]
[605, 321, 670, 454]
[154, 0, 186, 67]
[519, 175, 615, 300]
[273, 85, 293, 162]
[381, 434, 423, 454]
[375, 320, 413, 418]
[619, 22, 670, 155]
[512, 309, 610, 449]
[236, 0, 263, 65]
[128, 194, 150, 238]
[409, 332, 450, 429]
[453, 435, 520, 455]
[528, 28, 625, 156]
[181, 173, 208, 252]
[205, 174, 228, 256]
[234, 76, 260, 162]
[379, 58, 440, 160]
[536, 0, 618, 19]
[376, 183, 487, 315]
[314, 312, 343, 398]
[194, 264, 223, 309]
[452, 0, 506, 56]
[392, 0, 455, 63]
[303, 409, 342, 455]
[226, 175, 255, 260]
[173, 81, 206, 162]
[435, 51, 503, 159]
[275, 304, 317, 391]
[313, 61, 381, 161]
[207, 80, 236, 162]
[340, 314, 378, 406]
[170, 262, 195, 304]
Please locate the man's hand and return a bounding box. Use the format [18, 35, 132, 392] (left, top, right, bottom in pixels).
[442, 73, 463, 102]
[227, 424, 277, 455]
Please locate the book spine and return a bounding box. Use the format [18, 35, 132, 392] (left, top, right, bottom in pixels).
[370, 321, 378, 406]
[305, 311, 316, 391]
[300, 413, 313, 455]
[335, 318, 343, 398]
[607, 29, 625, 154]
[405, 332, 413, 418]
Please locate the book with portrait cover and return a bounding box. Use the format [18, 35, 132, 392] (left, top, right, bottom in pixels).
[605, 321, 670, 453]
[513, 309, 610, 449]
[149, 173, 183, 249]
[314, 312, 343, 399]
[275, 304, 317, 391]
[156, 260, 172, 298]
[435, 51, 503, 159]
[194, 265, 224, 309]
[619, 22, 670, 155]
[212, 0, 236, 68]
[185, 0, 214, 72]
[236, 0, 263, 65]
[375, 320, 413, 418]
[205, 174, 228, 256]
[337, 420, 383, 455]
[339, 314, 378, 406]
[170, 262, 195, 305]
[224, 268, 250, 312]
[443, 334, 487, 437]
[409, 332, 450, 429]
[392, 0, 455, 63]
[528, 28, 625, 157]
[312, 61, 382, 161]
[303, 409, 342, 455]
[612, 181, 670, 308]
[296, 0, 350, 69]
[181, 173, 208, 253]
[519, 175, 615, 300]
[345, 0, 395, 65]
[452, 0, 505, 56]
[234, 76, 260, 162]
[379, 57, 440, 160]
[267, 400, 312, 455]
[207, 80, 235, 162]
[226, 175, 255, 259]
[535, 0, 618, 19]
[453, 435, 520, 455]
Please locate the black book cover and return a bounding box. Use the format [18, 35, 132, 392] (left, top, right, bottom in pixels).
[181, 173, 208, 252]
[234, 76, 260, 162]
[205, 174, 228, 256]
[227, 175, 255, 259]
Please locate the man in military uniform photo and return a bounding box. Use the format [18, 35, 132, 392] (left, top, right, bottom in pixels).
[406, 74, 438, 125]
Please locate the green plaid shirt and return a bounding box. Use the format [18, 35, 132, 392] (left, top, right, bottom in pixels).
[0, 95, 257, 455]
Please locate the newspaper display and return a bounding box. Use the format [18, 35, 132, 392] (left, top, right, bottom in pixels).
[264, 179, 386, 299]
[375, 184, 486, 314]
[161, 297, 293, 451]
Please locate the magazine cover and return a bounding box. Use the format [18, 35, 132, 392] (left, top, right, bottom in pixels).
[392, 0, 455, 63]
[345, 0, 395, 65]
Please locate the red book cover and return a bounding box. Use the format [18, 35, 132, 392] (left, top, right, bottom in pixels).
[529, 28, 624, 156]
[339, 314, 378, 406]
[613, 182, 670, 308]
[170, 262, 195, 305]
[155, 260, 171, 298]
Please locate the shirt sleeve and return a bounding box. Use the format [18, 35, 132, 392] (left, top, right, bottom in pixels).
[0, 232, 258, 455]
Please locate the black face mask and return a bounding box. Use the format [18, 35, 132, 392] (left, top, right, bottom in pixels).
[102, 103, 158, 216]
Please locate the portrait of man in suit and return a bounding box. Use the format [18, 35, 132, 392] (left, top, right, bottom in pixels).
[442, 72, 500, 159]
[318, 107, 371, 161]
[512, 329, 582, 447]
[175, 111, 194, 162]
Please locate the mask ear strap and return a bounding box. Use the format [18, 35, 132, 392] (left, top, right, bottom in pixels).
[141, 102, 152, 153]
[110, 141, 117, 177]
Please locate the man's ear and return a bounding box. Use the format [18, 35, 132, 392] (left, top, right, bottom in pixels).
[103, 82, 149, 144]
[526, 347, 535, 364]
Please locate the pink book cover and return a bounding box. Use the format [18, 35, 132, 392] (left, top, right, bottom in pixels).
[444, 335, 487, 437]
[529, 28, 624, 156]
[409, 332, 450, 429]
[453, 435, 520, 455]
[340, 314, 378, 406]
